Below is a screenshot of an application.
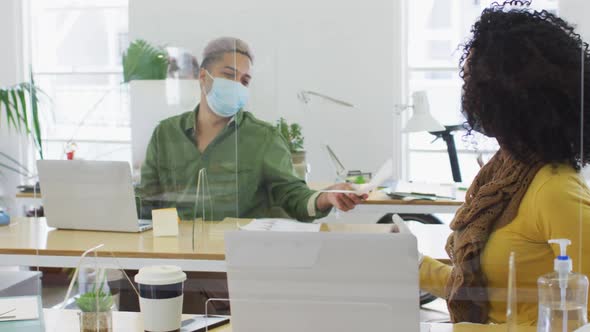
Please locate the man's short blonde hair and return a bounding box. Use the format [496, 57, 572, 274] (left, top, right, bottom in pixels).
[201, 37, 254, 70]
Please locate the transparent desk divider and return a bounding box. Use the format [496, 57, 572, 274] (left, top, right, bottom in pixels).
[223, 230, 418, 332]
[507, 252, 517, 332]
[46, 245, 139, 332]
[129, 40, 242, 249]
[10, 0, 590, 331]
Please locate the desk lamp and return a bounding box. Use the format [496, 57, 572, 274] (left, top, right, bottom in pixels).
[401, 91, 463, 183]
[297, 90, 355, 108]
[325, 144, 348, 180]
[297, 90, 357, 181]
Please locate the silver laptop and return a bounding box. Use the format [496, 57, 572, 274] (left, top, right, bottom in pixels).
[225, 231, 420, 332]
[37, 160, 152, 232]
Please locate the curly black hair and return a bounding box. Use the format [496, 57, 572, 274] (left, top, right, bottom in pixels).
[460, 0, 590, 170]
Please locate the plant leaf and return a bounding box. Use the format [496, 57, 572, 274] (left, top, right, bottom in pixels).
[0, 90, 16, 129]
[0, 77, 46, 160]
[0, 161, 29, 176]
[0, 151, 31, 175]
[16, 87, 29, 133]
[9, 89, 23, 131]
[26, 74, 44, 159]
[123, 39, 169, 82]
[0, 90, 4, 128]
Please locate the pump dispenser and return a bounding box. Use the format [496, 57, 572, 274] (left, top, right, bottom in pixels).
[538, 239, 588, 332]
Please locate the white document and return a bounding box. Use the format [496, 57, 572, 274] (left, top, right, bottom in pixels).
[239, 219, 321, 232]
[319, 158, 393, 195]
[0, 296, 40, 322]
[152, 208, 179, 237]
[390, 180, 456, 199]
[180, 315, 229, 331]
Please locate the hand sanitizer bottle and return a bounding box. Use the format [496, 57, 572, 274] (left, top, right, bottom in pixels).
[538, 239, 588, 332]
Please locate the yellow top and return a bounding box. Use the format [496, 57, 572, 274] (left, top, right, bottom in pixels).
[420, 164, 590, 325]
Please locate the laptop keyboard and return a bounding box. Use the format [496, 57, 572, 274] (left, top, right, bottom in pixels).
[139, 219, 152, 226]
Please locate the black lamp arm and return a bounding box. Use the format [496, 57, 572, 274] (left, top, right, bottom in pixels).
[429, 125, 463, 183]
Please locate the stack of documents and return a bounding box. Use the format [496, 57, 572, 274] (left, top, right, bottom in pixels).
[239, 219, 321, 232]
[387, 181, 457, 201]
[0, 296, 40, 322]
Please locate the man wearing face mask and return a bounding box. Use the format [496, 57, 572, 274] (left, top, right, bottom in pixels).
[136, 37, 366, 224]
[127, 37, 367, 314]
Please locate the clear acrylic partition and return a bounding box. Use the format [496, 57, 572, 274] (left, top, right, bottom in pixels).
[261, 0, 401, 227]
[422, 0, 590, 329]
[223, 231, 416, 332]
[43, 246, 139, 332]
[128, 37, 242, 320]
[130, 35, 241, 234]
[2, 0, 589, 331]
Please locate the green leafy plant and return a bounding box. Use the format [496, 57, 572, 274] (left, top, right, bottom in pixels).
[123, 39, 169, 82]
[276, 117, 304, 153]
[75, 273, 113, 313]
[76, 290, 113, 312]
[353, 176, 366, 184]
[0, 74, 44, 160]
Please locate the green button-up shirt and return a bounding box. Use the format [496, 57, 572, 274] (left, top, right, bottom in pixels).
[136, 105, 327, 221]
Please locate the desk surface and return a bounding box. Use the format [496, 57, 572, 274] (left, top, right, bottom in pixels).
[365, 190, 462, 206]
[16, 189, 463, 206]
[15, 192, 41, 199]
[0, 218, 450, 266]
[42, 309, 533, 332]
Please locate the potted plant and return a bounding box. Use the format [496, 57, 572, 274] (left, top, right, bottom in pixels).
[0, 74, 45, 165]
[276, 117, 307, 179]
[123, 39, 201, 172]
[75, 278, 114, 332]
[0, 76, 46, 216]
[123, 39, 169, 83]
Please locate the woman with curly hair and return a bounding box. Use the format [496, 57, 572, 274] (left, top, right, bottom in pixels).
[418, 1, 590, 325]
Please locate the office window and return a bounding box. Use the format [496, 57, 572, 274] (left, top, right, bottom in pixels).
[406, 0, 559, 184]
[28, 0, 130, 162]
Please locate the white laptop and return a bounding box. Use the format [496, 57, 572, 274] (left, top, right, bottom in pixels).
[37, 160, 152, 232]
[225, 231, 420, 332]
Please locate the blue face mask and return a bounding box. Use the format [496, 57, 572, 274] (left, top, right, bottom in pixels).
[203, 70, 250, 118]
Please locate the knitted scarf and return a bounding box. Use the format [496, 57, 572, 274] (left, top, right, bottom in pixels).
[445, 149, 544, 323]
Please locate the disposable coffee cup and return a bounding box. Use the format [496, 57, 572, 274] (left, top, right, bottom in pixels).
[135, 265, 187, 332]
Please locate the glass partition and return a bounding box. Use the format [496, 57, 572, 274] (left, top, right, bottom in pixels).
[2, 0, 590, 330]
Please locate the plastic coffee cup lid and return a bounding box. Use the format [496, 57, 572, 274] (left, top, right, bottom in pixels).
[135, 265, 187, 285]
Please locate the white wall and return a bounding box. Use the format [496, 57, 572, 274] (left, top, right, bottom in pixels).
[560, 0, 590, 180]
[560, 0, 590, 41]
[129, 0, 404, 182]
[0, 0, 29, 215]
[0, 1, 22, 85]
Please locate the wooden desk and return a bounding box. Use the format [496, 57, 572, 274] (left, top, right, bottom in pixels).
[42, 309, 535, 332]
[42, 309, 231, 332]
[16, 192, 42, 199]
[14, 192, 43, 217]
[353, 190, 462, 215]
[16, 188, 463, 215]
[308, 183, 464, 215]
[0, 218, 450, 271]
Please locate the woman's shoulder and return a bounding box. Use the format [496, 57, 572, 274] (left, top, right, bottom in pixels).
[529, 163, 589, 204]
[533, 164, 583, 188]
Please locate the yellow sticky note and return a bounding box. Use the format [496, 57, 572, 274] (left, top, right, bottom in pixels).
[151, 208, 179, 237]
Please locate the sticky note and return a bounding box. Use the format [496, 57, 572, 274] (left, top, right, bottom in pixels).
[152, 208, 179, 237]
